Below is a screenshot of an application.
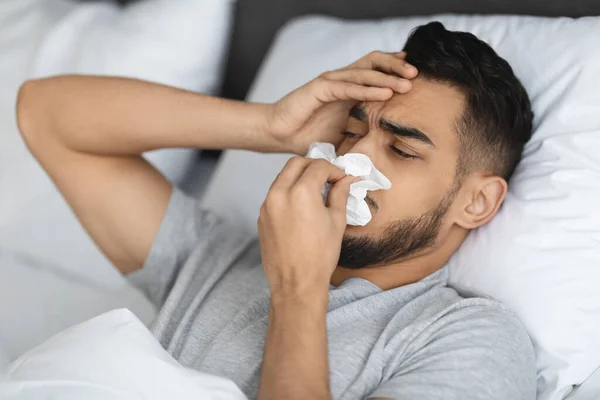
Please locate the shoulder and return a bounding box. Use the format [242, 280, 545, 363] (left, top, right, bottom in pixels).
[436, 286, 529, 340]
[416, 285, 534, 363]
[378, 287, 536, 400]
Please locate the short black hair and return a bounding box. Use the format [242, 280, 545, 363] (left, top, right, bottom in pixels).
[403, 21, 533, 181]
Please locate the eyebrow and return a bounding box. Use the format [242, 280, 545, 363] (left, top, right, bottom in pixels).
[349, 105, 436, 148]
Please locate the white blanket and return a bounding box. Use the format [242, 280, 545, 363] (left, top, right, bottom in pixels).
[0, 309, 247, 400]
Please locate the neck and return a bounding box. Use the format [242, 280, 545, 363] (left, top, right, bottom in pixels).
[330, 225, 468, 291]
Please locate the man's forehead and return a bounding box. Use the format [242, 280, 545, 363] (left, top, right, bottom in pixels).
[362, 78, 465, 143]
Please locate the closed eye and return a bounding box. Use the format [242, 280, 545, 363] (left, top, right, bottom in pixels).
[389, 145, 418, 160]
[342, 131, 362, 139]
[344, 131, 418, 160]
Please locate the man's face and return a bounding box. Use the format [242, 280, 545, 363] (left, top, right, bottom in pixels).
[337, 78, 465, 268]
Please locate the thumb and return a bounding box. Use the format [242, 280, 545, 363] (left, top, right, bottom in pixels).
[326, 176, 359, 218]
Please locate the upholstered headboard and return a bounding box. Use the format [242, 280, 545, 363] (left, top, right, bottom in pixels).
[220, 0, 600, 100]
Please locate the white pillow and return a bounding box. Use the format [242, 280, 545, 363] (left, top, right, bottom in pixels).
[0, 309, 247, 400]
[0, 0, 234, 284]
[200, 15, 600, 400]
[0, 343, 8, 370]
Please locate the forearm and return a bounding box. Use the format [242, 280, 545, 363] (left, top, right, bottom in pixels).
[258, 290, 332, 400]
[17, 75, 287, 156]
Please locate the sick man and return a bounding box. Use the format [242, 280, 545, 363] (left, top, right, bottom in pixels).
[17, 22, 536, 400]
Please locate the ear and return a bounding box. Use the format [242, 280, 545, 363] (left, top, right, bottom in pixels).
[455, 175, 507, 230]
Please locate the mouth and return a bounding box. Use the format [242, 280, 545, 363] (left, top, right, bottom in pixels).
[365, 196, 379, 212]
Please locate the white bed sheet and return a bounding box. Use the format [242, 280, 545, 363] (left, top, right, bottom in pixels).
[0, 248, 155, 363]
[0, 152, 219, 362]
[0, 0, 232, 362]
[566, 367, 600, 400]
[0, 342, 8, 369]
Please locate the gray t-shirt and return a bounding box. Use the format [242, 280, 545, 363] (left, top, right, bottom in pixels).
[129, 188, 536, 400]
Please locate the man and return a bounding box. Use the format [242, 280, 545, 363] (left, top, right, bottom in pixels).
[17, 22, 536, 399]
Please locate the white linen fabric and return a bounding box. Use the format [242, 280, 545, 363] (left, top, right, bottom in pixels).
[0, 343, 8, 369]
[0, 249, 156, 363]
[0, 309, 248, 400]
[200, 15, 600, 400]
[0, 0, 234, 362]
[567, 367, 600, 400]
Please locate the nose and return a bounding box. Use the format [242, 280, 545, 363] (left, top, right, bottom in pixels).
[346, 132, 381, 164]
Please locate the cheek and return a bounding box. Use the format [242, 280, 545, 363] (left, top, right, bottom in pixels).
[376, 169, 447, 217]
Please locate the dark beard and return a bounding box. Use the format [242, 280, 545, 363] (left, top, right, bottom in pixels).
[338, 190, 455, 269]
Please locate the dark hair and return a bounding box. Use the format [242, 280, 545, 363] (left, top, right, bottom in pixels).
[403, 22, 533, 181]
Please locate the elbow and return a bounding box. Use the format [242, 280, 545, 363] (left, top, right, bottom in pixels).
[16, 79, 47, 153]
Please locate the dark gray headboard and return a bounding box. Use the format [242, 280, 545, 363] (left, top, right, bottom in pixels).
[220, 0, 600, 100]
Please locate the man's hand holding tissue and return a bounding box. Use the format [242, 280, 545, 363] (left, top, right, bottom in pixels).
[257, 157, 357, 400]
[258, 157, 357, 296]
[266, 51, 418, 155]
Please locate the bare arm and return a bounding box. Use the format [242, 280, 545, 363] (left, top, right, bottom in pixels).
[16, 76, 281, 274]
[16, 53, 415, 275]
[261, 293, 392, 400]
[259, 292, 331, 400]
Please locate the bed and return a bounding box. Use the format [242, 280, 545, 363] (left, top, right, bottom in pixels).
[2, 0, 599, 399]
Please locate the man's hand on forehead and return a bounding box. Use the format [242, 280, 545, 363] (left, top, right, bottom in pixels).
[344, 51, 418, 88]
[264, 51, 419, 156]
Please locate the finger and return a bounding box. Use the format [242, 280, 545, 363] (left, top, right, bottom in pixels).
[350, 51, 418, 81]
[326, 176, 357, 218]
[270, 156, 311, 191]
[321, 69, 411, 94]
[311, 79, 393, 104]
[394, 51, 407, 59]
[295, 159, 347, 193]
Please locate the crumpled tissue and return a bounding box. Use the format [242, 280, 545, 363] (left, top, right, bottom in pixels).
[307, 142, 392, 226]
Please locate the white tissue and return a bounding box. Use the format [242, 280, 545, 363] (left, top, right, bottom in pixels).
[307, 142, 392, 226]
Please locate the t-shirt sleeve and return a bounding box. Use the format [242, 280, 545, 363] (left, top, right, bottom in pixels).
[368, 304, 537, 400]
[127, 187, 222, 308]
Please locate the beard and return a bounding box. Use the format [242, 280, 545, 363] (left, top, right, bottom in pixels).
[338, 189, 455, 269]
